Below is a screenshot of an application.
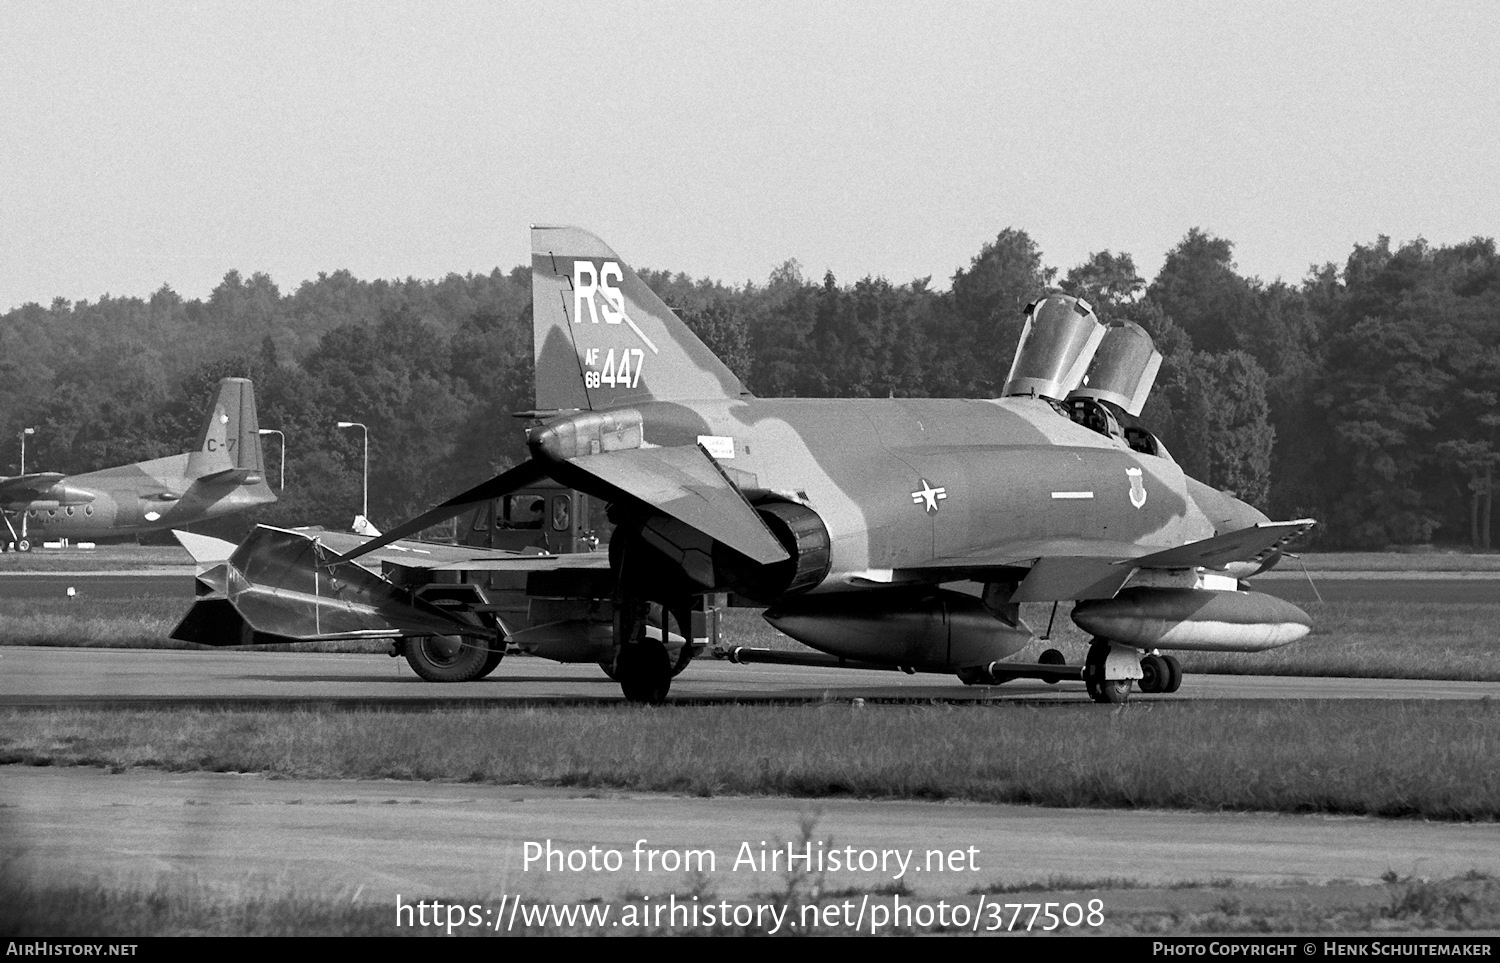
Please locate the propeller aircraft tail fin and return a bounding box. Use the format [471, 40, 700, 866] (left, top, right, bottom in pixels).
[187, 378, 269, 481]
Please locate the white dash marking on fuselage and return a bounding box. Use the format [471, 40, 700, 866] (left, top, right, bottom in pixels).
[1050, 491, 1095, 500]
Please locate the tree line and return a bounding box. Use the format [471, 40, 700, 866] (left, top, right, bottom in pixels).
[1, 228, 1495, 550]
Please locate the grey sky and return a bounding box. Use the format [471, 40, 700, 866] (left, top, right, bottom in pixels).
[3, 1, 1496, 311]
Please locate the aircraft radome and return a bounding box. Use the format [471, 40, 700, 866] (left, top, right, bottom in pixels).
[173, 227, 1314, 704]
[0, 378, 276, 550]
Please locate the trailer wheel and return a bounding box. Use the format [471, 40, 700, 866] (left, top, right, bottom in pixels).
[477, 639, 505, 679]
[404, 627, 491, 682]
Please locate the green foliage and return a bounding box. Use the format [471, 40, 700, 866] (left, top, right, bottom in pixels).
[1, 228, 1496, 547]
[1147, 228, 1264, 355]
[1063, 249, 1144, 318]
[950, 228, 1057, 392]
[1174, 351, 1276, 507]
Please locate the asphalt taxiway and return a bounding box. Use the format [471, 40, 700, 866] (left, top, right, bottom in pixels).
[3, 645, 1498, 707]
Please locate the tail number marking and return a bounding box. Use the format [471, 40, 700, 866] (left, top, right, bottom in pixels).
[571, 261, 659, 354]
[584, 348, 644, 389]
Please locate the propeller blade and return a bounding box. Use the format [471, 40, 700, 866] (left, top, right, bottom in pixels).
[335, 459, 548, 563]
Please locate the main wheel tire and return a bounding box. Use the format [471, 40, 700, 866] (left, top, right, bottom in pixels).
[1092, 678, 1132, 704]
[17, 539, 30, 553]
[1039, 648, 1065, 684]
[404, 633, 491, 682]
[616, 637, 672, 704]
[1083, 641, 1109, 700]
[1138, 654, 1168, 694]
[1163, 654, 1184, 693]
[668, 605, 698, 677]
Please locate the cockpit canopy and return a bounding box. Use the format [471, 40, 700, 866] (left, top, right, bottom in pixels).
[1001, 295, 1105, 401]
[1068, 320, 1162, 417]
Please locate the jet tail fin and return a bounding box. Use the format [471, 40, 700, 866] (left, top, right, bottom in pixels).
[187, 378, 268, 480]
[530, 225, 749, 412]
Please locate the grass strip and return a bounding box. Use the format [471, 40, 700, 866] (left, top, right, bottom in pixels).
[4, 701, 1497, 820]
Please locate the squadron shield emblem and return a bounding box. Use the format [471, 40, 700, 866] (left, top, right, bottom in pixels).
[1126, 468, 1147, 509]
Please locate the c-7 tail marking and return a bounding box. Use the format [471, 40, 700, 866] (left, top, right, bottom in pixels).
[187, 378, 268, 480]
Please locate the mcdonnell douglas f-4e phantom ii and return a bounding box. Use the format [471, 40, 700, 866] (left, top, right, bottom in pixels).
[173, 226, 1314, 704]
[0, 378, 275, 550]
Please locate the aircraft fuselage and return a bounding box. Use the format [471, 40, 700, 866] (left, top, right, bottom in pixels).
[532, 395, 1265, 592]
[6, 454, 273, 540]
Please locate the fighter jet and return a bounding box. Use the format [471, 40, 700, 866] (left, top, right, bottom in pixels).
[0, 378, 276, 549]
[174, 227, 1314, 704]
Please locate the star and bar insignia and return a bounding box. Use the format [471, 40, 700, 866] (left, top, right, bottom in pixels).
[911, 479, 948, 514]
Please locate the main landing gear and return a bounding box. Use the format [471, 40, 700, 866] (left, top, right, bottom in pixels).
[1082, 640, 1182, 704]
[2, 513, 31, 552]
[605, 526, 701, 705]
[609, 597, 695, 704]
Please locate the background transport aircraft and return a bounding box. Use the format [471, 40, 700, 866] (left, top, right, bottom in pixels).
[174, 227, 1314, 704]
[0, 378, 275, 550]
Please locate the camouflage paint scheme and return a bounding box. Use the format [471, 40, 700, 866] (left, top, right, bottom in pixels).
[0, 379, 275, 545]
[524, 226, 1287, 593]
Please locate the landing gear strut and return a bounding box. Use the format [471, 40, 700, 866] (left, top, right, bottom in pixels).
[607, 527, 700, 704]
[3, 512, 30, 552]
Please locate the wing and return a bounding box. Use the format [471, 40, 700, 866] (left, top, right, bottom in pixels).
[898, 520, 1317, 603]
[560, 444, 788, 564]
[334, 460, 548, 561]
[0, 472, 68, 503]
[1124, 519, 1316, 570]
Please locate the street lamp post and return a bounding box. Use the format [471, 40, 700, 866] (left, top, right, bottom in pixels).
[19, 427, 34, 475]
[258, 429, 286, 490]
[336, 421, 368, 524]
